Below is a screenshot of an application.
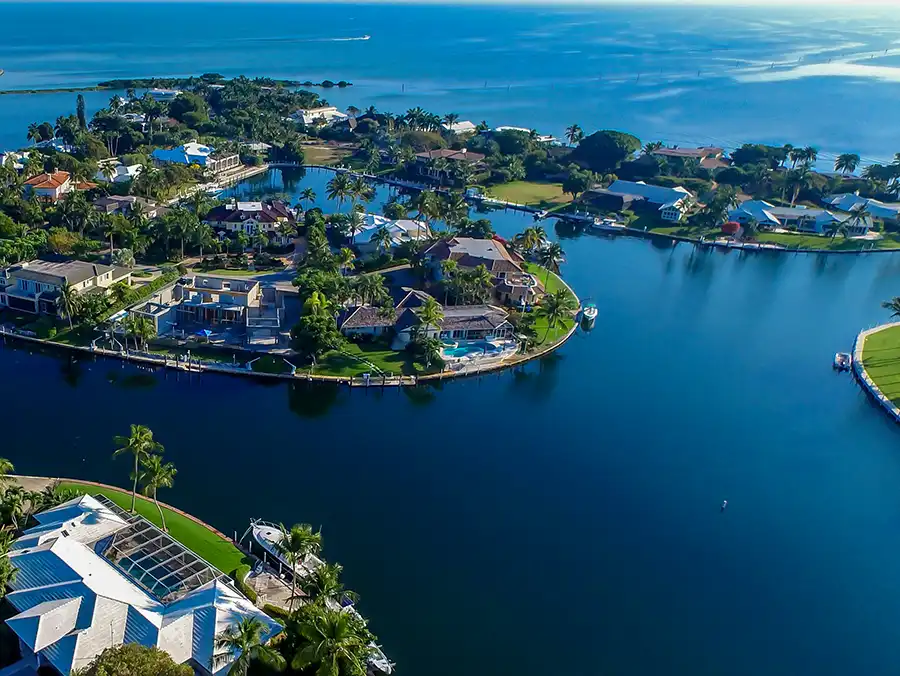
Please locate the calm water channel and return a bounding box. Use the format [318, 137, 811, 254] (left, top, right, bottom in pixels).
[4, 167, 900, 675]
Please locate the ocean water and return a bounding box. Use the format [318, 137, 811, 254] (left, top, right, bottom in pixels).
[2, 3, 900, 164]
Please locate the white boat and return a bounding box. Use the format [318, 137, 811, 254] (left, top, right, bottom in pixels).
[581, 302, 598, 327]
[248, 521, 394, 674]
[833, 352, 852, 371]
[591, 217, 626, 232]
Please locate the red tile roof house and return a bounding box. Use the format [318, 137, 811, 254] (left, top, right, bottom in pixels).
[203, 200, 297, 246]
[23, 171, 73, 202]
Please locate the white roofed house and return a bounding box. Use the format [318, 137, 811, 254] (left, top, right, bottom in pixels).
[605, 180, 694, 222]
[151, 142, 240, 175]
[728, 200, 873, 236]
[441, 120, 478, 135]
[289, 106, 348, 126]
[351, 213, 430, 256]
[822, 192, 900, 222]
[2, 494, 281, 675]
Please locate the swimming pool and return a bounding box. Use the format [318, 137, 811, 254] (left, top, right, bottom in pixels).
[443, 342, 500, 359]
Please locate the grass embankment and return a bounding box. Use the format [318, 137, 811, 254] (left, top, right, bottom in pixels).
[861, 325, 900, 405]
[523, 262, 577, 345]
[56, 481, 247, 575]
[318, 342, 420, 377]
[302, 145, 353, 166]
[755, 232, 900, 251]
[487, 181, 572, 208]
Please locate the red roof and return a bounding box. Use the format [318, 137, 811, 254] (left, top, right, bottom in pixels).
[24, 171, 70, 189]
[721, 221, 741, 235]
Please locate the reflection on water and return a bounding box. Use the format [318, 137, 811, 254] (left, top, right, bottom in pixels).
[59, 360, 83, 388]
[287, 381, 343, 418]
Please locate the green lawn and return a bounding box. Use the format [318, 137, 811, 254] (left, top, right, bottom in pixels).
[523, 263, 578, 345]
[487, 181, 572, 208]
[862, 325, 900, 405]
[651, 225, 722, 240]
[754, 232, 872, 251]
[56, 481, 248, 575]
[318, 342, 419, 377]
[251, 355, 293, 374]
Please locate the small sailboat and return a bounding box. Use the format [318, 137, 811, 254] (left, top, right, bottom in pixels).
[580, 302, 598, 328]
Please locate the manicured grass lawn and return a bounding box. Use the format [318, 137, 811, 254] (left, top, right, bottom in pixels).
[251, 355, 292, 374]
[56, 481, 247, 575]
[523, 263, 578, 345]
[487, 181, 572, 207]
[318, 342, 418, 377]
[862, 325, 900, 405]
[754, 232, 867, 250]
[651, 225, 722, 239]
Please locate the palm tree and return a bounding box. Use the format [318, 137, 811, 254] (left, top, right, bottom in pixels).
[415, 297, 444, 339]
[138, 454, 176, 531]
[326, 172, 353, 211]
[515, 226, 547, 254]
[300, 188, 317, 210]
[565, 124, 584, 146]
[128, 315, 156, 351]
[642, 141, 663, 156]
[213, 617, 285, 676]
[370, 226, 393, 255]
[440, 259, 458, 304]
[337, 247, 356, 276]
[465, 264, 494, 303]
[788, 168, 812, 207]
[536, 288, 577, 343]
[834, 153, 861, 175]
[844, 206, 871, 236]
[109, 280, 131, 306]
[299, 562, 358, 606]
[275, 523, 322, 610]
[537, 242, 565, 287]
[57, 282, 80, 330]
[26, 123, 41, 145]
[289, 607, 369, 676]
[112, 425, 163, 513]
[802, 146, 819, 167]
[443, 112, 460, 132]
[882, 297, 900, 318]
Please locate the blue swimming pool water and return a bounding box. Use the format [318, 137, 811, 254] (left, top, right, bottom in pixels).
[443, 342, 497, 359]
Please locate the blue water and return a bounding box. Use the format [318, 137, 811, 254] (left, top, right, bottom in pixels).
[3, 3, 900, 165]
[6, 5, 900, 676]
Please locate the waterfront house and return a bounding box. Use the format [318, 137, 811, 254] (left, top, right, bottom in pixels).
[728, 200, 873, 235]
[23, 171, 73, 202]
[604, 180, 694, 222]
[289, 106, 348, 126]
[441, 120, 478, 134]
[492, 126, 558, 144]
[2, 494, 280, 675]
[34, 138, 75, 154]
[128, 274, 291, 346]
[339, 287, 432, 339]
[0, 259, 131, 315]
[95, 162, 143, 184]
[822, 192, 900, 222]
[582, 187, 645, 213]
[204, 200, 297, 245]
[351, 214, 430, 255]
[414, 148, 486, 182]
[652, 146, 727, 169]
[424, 236, 540, 305]
[151, 142, 240, 174]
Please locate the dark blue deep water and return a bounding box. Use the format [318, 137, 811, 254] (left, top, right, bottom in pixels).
[4, 4, 900, 675]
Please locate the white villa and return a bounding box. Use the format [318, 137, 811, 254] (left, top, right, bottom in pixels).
[2, 494, 280, 675]
[728, 200, 873, 235]
[352, 214, 430, 255]
[441, 120, 478, 134]
[151, 142, 240, 174]
[822, 193, 900, 222]
[147, 88, 182, 102]
[95, 162, 143, 184]
[289, 106, 348, 126]
[605, 180, 694, 222]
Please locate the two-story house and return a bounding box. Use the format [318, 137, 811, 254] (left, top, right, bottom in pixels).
[0, 259, 131, 315]
[23, 171, 73, 203]
[203, 200, 297, 245]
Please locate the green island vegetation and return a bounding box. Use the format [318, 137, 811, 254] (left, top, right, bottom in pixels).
[860, 299, 900, 405]
[0, 424, 387, 675]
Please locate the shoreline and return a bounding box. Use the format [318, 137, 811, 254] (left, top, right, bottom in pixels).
[853, 322, 900, 425]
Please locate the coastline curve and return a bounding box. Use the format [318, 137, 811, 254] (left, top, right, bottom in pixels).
[853, 322, 900, 424]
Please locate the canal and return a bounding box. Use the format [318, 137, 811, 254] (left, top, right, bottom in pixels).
[5, 170, 900, 676]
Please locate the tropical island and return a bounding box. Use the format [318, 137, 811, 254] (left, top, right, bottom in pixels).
[0, 423, 388, 676]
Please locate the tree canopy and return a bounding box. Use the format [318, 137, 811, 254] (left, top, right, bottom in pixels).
[73, 644, 193, 676]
